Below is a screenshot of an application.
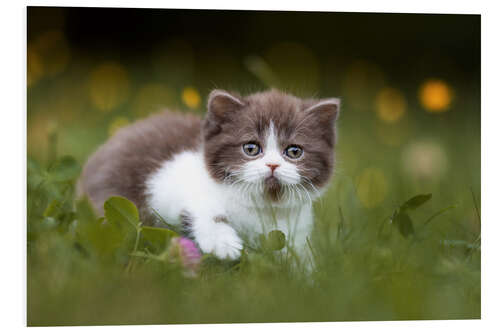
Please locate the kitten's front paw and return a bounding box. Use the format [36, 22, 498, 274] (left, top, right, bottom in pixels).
[197, 223, 243, 260]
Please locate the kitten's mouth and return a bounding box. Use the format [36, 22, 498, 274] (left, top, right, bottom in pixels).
[264, 176, 282, 202]
[265, 174, 278, 181]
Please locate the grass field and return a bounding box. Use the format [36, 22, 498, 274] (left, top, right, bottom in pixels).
[27, 26, 480, 324]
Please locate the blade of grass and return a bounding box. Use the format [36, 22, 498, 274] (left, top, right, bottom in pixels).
[422, 205, 457, 227]
[470, 187, 481, 229]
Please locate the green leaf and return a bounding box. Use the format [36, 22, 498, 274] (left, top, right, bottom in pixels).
[394, 211, 415, 238]
[103, 196, 141, 230]
[266, 230, 286, 251]
[141, 226, 178, 252]
[48, 156, 81, 182]
[75, 198, 97, 223]
[75, 211, 133, 262]
[400, 193, 432, 212]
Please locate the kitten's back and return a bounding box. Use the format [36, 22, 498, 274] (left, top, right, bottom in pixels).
[78, 111, 202, 217]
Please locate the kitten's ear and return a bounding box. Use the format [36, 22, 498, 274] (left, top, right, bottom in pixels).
[207, 89, 245, 120]
[304, 98, 341, 125]
[204, 90, 245, 140]
[303, 98, 340, 146]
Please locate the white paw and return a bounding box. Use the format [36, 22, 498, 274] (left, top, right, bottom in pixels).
[196, 223, 243, 260]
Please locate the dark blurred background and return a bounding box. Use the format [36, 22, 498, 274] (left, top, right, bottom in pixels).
[28, 7, 480, 92]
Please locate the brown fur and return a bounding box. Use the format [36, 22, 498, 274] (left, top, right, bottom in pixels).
[78, 111, 202, 221]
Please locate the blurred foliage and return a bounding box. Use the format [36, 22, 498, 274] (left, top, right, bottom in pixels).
[27, 7, 480, 325]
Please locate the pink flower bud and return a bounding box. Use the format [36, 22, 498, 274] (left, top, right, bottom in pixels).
[168, 237, 201, 277]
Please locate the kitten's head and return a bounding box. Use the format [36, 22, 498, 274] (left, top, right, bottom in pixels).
[203, 89, 340, 205]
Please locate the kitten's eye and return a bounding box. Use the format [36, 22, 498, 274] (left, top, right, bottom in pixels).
[285, 145, 303, 159]
[242, 142, 261, 156]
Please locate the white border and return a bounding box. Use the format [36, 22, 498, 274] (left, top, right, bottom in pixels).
[3, 0, 499, 332]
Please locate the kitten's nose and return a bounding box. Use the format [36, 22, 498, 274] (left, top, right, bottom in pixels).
[266, 164, 280, 173]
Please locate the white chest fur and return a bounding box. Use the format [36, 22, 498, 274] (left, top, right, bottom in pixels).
[145, 150, 314, 260]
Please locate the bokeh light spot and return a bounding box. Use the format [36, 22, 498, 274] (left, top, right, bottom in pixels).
[27, 48, 44, 86]
[402, 141, 448, 180]
[32, 30, 71, 78]
[88, 62, 130, 112]
[375, 87, 407, 123]
[27, 112, 52, 160]
[356, 167, 389, 208]
[131, 83, 176, 117]
[419, 79, 453, 113]
[108, 117, 130, 137]
[182, 87, 201, 109]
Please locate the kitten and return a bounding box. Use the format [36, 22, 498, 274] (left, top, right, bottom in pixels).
[78, 89, 340, 262]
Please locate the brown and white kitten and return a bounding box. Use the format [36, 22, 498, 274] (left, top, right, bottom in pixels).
[79, 89, 340, 261]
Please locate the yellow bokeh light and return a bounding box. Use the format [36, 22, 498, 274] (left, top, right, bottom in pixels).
[27, 30, 71, 86]
[88, 62, 130, 112]
[132, 83, 176, 116]
[419, 79, 453, 113]
[27, 48, 44, 86]
[375, 88, 407, 123]
[32, 30, 71, 78]
[356, 167, 388, 209]
[27, 112, 51, 160]
[182, 87, 201, 109]
[108, 117, 130, 137]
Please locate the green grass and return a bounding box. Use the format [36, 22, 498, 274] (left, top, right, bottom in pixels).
[27, 54, 480, 325]
[27, 121, 480, 325]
